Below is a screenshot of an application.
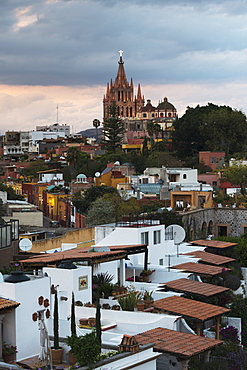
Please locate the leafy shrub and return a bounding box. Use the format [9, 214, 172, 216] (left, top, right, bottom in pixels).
[220, 326, 240, 344]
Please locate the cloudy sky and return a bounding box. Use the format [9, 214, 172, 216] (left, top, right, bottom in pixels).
[1, 0, 247, 134]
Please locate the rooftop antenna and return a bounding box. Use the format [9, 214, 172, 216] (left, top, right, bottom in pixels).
[166, 224, 186, 257]
[56, 104, 59, 124]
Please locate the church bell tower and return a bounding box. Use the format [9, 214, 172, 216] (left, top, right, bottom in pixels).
[103, 51, 145, 120]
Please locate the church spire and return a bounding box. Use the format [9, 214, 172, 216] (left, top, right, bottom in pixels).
[137, 83, 142, 100]
[115, 50, 128, 87]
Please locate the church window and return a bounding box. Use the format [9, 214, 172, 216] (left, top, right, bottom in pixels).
[160, 113, 164, 117]
[143, 113, 147, 118]
[126, 107, 129, 117]
[130, 107, 132, 117]
[152, 114, 154, 117]
[118, 91, 120, 101]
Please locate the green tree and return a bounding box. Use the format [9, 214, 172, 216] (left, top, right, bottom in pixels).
[86, 197, 116, 226]
[66, 147, 82, 177]
[103, 192, 140, 220]
[200, 107, 247, 156]
[221, 164, 247, 196]
[20, 159, 49, 180]
[72, 186, 117, 215]
[102, 103, 124, 153]
[172, 103, 247, 159]
[147, 121, 155, 150]
[0, 182, 24, 201]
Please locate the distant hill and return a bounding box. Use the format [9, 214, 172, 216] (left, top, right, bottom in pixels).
[77, 127, 103, 139]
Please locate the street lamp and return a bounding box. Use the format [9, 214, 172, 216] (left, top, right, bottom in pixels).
[93, 119, 100, 143]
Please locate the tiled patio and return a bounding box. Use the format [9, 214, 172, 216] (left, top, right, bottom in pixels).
[16, 355, 70, 370]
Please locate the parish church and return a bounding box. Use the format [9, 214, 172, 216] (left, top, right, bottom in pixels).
[103, 51, 177, 132]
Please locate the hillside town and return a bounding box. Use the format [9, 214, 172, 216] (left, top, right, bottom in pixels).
[1, 53, 247, 370]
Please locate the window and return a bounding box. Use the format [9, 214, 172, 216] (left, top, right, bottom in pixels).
[141, 232, 149, 245]
[142, 178, 148, 184]
[212, 181, 217, 186]
[154, 230, 161, 244]
[218, 225, 227, 237]
[183, 174, 187, 179]
[159, 258, 164, 265]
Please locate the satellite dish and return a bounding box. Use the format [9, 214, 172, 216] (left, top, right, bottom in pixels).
[166, 224, 186, 244]
[114, 161, 120, 165]
[95, 172, 100, 178]
[88, 246, 110, 253]
[19, 238, 32, 252]
[97, 246, 111, 252]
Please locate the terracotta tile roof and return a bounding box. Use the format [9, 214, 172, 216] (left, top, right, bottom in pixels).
[109, 244, 147, 251]
[153, 296, 230, 321]
[183, 251, 235, 265]
[190, 240, 237, 249]
[0, 297, 20, 310]
[135, 327, 222, 359]
[20, 249, 127, 265]
[20, 244, 147, 266]
[161, 278, 229, 297]
[171, 262, 230, 276]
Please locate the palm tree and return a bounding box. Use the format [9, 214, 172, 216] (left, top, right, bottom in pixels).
[66, 147, 81, 177]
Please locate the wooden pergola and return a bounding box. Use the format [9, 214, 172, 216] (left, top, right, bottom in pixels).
[159, 278, 229, 299]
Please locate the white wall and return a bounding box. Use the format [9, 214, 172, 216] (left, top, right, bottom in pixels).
[0, 191, 7, 204]
[94, 347, 158, 370]
[0, 275, 51, 361]
[43, 266, 92, 317]
[93, 260, 119, 284]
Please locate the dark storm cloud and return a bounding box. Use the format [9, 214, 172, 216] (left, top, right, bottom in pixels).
[1, 0, 247, 86]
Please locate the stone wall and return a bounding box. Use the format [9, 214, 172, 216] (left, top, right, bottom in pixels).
[182, 207, 247, 239]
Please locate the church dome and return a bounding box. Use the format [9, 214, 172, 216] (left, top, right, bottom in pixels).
[140, 99, 156, 112]
[76, 174, 87, 183]
[157, 97, 176, 110]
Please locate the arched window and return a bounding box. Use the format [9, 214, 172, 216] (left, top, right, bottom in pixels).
[208, 221, 213, 235]
[160, 113, 164, 117]
[202, 221, 207, 237]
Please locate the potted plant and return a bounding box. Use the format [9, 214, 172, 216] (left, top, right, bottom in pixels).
[140, 269, 155, 282]
[51, 289, 63, 364]
[118, 291, 141, 311]
[2, 342, 17, 363]
[143, 290, 154, 308]
[67, 332, 100, 367]
[112, 304, 120, 310]
[102, 303, 111, 309]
